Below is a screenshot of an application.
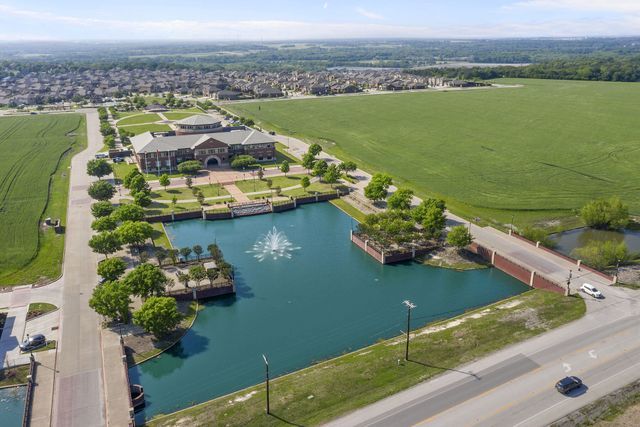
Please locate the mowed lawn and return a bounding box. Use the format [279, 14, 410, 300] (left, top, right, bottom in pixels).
[116, 113, 161, 126]
[117, 123, 172, 136]
[0, 114, 86, 285]
[228, 79, 640, 223]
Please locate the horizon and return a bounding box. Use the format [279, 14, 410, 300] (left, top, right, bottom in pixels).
[1, 0, 640, 41]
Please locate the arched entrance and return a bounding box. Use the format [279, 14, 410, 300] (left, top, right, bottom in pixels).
[205, 156, 221, 168]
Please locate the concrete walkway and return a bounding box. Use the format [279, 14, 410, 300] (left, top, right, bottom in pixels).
[0, 305, 29, 367]
[101, 329, 132, 427]
[223, 183, 251, 203]
[30, 351, 57, 426]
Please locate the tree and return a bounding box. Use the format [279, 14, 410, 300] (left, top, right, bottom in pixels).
[193, 245, 203, 261]
[206, 268, 217, 285]
[387, 188, 414, 210]
[189, 265, 207, 287]
[171, 195, 178, 210]
[177, 160, 202, 175]
[300, 176, 311, 192]
[323, 164, 340, 187]
[280, 160, 290, 176]
[231, 155, 256, 169]
[302, 153, 315, 173]
[411, 198, 446, 223]
[447, 225, 473, 249]
[257, 167, 264, 180]
[364, 173, 393, 203]
[89, 231, 122, 259]
[207, 243, 222, 261]
[133, 191, 152, 207]
[176, 272, 190, 288]
[339, 161, 357, 175]
[421, 205, 447, 239]
[154, 247, 168, 267]
[89, 281, 131, 322]
[122, 263, 168, 298]
[196, 192, 205, 206]
[572, 241, 629, 270]
[123, 168, 142, 189]
[179, 246, 192, 261]
[87, 159, 113, 179]
[91, 215, 117, 232]
[97, 257, 127, 281]
[113, 204, 145, 222]
[91, 201, 114, 218]
[308, 143, 322, 157]
[133, 297, 181, 338]
[168, 249, 179, 265]
[216, 260, 233, 281]
[104, 135, 116, 149]
[116, 220, 153, 250]
[312, 160, 328, 177]
[185, 177, 193, 189]
[159, 174, 170, 190]
[88, 180, 116, 201]
[129, 174, 150, 195]
[580, 197, 629, 230]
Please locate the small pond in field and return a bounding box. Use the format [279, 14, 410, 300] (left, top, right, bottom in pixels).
[549, 227, 640, 256]
[130, 203, 528, 422]
[0, 386, 26, 427]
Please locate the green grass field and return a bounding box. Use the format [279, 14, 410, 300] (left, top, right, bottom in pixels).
[151, 184, 229, 200]
[234, 174, 303, 193]
[0, 114, 86, 285]
[116, 113, 161, 126]
[228, 79, 640, 227]
[117, 123, 171, 136]
[163, 112, 199, 121]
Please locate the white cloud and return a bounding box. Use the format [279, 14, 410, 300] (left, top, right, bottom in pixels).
[0, 3, 639, 40]
[323, 2, 328, 9]
[355, 7, 384, 20]
[508, 0, 640, 13]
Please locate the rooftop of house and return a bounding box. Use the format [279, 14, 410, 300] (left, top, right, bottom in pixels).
[131, 129, 275, 154]
[176, 114, 220, 126]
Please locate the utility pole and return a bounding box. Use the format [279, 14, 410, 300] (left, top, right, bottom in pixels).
[403, 300, 416, 361]
[262, 354, 270, 414]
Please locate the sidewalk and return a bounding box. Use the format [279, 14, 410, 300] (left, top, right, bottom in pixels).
[29, 351, 57, 427]
[101, 328, 133, 427]
[223, 183, 251, 203]
[0, 305, 29, 367]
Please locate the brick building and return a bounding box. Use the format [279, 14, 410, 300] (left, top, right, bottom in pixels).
[131, 127, 276, 174]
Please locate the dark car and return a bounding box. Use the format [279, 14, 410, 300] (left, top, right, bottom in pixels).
[555, 376, 582, 394]
[19, 334, 46, 352]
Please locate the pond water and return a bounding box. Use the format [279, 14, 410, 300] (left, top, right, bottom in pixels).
[0, 386, 26, 427]
[130, 203, 528, 422]
[550, 227, 640, 256]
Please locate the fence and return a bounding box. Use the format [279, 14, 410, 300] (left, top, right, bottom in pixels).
[22, 355, 36, 427]
[511, 232, 615, 282]
[119, 338, 136, 426]
[350, 232, 436, 264]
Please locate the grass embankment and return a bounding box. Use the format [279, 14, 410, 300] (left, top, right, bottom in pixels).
[26, 302, 57, 320]
[33, 341, 56, 353]
[127, 301, 200, 365]
[150, 223, 171, 249]
[0, 365, 30, 388]
[234, 175, 303, 193]
[227, 79, 640, 228]
[0, 114, 87, 286]
[117, 124, 172, 136]
[112, 162, 185, 183]
[330, 198, 367, 223]
[148, 290, 585, 427]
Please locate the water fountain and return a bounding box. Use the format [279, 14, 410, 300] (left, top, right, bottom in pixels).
[246, 226, 301, 261]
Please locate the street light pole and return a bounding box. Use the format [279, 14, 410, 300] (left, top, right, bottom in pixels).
[403, 300, 416, 361]
[262, 354, 270, 415]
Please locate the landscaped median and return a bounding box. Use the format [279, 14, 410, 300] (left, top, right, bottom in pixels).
[147, 289, 585, 427]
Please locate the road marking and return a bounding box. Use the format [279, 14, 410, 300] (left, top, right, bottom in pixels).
[410, 332, 640, 427]
[562, 363, 571, 373]
[589, 349, 597, 359]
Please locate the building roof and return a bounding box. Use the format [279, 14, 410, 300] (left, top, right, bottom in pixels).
[176, 114, 220, 126]
[131, 129, 274, 154]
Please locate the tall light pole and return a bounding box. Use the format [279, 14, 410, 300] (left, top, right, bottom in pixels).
[403, 300, 416, 361]
[262, 354, 270, 414]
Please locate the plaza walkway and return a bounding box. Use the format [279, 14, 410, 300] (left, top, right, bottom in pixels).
[223, 183, 250, 203]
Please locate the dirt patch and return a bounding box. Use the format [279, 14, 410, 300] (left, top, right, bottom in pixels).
[500, 307, 547, 330]
[422, 246, 489, 270]
[616, 265, 640, 286]
[594, 403, 640, 426]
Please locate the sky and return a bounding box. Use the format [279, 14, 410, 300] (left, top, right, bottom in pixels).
[0, 0, 639, 41]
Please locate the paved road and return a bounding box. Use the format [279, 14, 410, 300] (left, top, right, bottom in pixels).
[325, 285, 640, 427]
[51, 109, 106, 427]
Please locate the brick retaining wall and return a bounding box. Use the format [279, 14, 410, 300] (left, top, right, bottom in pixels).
[494, 253, 532, 285]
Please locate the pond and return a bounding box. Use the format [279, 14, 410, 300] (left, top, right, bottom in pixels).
[130, 203, 528, 422]
[0, 386, 26, 427]
[550, 227, 640, 256]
